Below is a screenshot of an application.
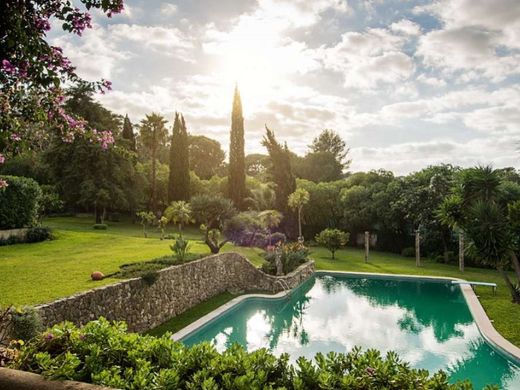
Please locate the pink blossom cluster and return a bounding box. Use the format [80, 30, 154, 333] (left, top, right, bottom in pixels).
[107, 1, 125, 17]
[0, 154, 4, 164]
[93, 129, 115, 150]
[34, 16, 51, 32]
[0, 179, 8, 190]
[2, 59, 29, 78]
[1, 59, 16, 75]
[71, 9, 92, 36]
[10, 133, 21, 142]
[100, 79, 113, 94]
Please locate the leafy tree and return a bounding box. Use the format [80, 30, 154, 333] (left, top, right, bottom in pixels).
[228, 86, 246, 209]
[164, 200, 192, 236]
[262, 126, 297, 237]
[0, 0, 122, 186]
[191, 194, 237, 253]
[45, 89, 140, 224]
[293, 151, 344, 182]
[245, 153, 269, 177]
[136, 211, 156, 238]
[259, 210, 283, 246]
[288, 188, 310, 240]
[247, 183, 276, 211]
[168, 113, 190, 202]
[310, 129, 351, 171]
[439, 166, 520, 302]
[316, 228, 350, 259]
[139, 113, 168, 212]
[189, 135, 225, 179]
[121, 115, 136, 151]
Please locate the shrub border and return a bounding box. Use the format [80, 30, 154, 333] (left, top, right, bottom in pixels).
[173, 269, 520, 364]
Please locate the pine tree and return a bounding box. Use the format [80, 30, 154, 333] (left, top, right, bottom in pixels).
[169, 112, 190, 202]
[121, 114, 136, 151]
[228, 86, 246, 209]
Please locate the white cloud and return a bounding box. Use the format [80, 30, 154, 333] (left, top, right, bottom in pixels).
[322, 28, 415, 88]
[160, 3, 178, 16]
[390, 19, 421, 36]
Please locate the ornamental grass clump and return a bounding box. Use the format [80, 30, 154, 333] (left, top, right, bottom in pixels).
[11, 318, 493, 389]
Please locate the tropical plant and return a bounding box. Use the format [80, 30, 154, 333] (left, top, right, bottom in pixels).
[262, 242, 309, 275]
[136, 211, 156, 238]
[170, 236, 191, 262]
[288, 188, 310, 241]
[259, 210, 283, 246]
[164, 201, 193, 237]
[315, 228, 350, 259]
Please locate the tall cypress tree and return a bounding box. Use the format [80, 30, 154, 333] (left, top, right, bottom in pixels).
[228, 86, 246, 209]
[169, 112, 190, 202]
[121, 114, 136, 151]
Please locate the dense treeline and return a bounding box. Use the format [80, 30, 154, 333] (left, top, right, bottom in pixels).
[2, 87, 520, 276]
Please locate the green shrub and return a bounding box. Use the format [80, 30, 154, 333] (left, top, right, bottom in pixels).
[170, 235, 191, 262]
[92, 224, 108, 230]
[315, 228, 349, 259]
[11, 307, 42, 342]
[25, 227, 53, 243]
[12, 318, 486, 389]
[141, 270, 159, 286]
[262, 242, 309, 275]
[0, 175, 42, 229]
[401, 247, 416, 257]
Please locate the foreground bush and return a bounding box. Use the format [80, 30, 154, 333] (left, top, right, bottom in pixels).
[12, 318, 490, 389]
[262, 242, 309, 275]
[0, 175, 42, 229]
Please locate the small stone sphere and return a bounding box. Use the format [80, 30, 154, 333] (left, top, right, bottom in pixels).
[91, 271, 105, 281]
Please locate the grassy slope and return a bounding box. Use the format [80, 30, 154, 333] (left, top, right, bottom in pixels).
[1, 216, 518, 346]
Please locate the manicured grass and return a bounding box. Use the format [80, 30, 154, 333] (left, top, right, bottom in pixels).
[0, 216, 262, 306]
[146, 292, 236, 337]
[309, 246, 520, 347]
[2, 216, 519, 348]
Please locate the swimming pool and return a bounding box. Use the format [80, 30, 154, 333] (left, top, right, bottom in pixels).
[181, 273, 520, 389]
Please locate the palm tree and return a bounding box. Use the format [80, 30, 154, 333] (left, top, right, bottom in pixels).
[139, 113, 168, 212]
[288, 188, 310, 241]
[164, 200, 192, 237]
[259, 210, 282, 246]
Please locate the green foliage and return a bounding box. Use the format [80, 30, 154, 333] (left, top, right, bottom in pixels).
[262, 242, 309, 275]
[169, 113, 190, 202]
[25, 227, 53, 243]
[191, 194, 237, 229]
[228, 87, 246, 209]
[13, 318, 479, 389]
[141, 270, 159, 286]
[224, 211, 266, 247]
[136, 211, 156, 238]
[293, 151, 344, 182]
[310, 129, 351, 170]
[92, 224, 108, 230]
[11, 307, 42, 342]
[38, 185, 63, 222]
[170, 235, 191, 262]
[0, 175, 42, 229]
[121, 115, 136, 152]
[139, 113, 169, 212]
[164, 200, 193, 235]
[315, 228, 349, 259]
[401, 247, 416, 257]
[262, 126, 297, 235]
[189, 135, 225, 179]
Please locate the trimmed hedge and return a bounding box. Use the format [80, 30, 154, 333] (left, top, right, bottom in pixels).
[12, 318, 490, 389]
[0, 175, 42, 229]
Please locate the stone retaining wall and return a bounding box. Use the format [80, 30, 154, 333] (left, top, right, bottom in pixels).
[24, 253, 314, 333]
[0, 228, 28, 241]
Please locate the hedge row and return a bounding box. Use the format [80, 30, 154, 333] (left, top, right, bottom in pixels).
[12, 318, 493, 389]
[0, 175, 41, 229]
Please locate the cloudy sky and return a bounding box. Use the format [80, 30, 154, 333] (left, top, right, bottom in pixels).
[50, 0, 520, 174]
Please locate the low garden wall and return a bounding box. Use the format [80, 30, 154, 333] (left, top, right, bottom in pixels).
[0, 228, 29, 241]
[27, 253, 314, 333]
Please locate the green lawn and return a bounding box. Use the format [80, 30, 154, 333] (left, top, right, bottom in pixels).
[1, 216, 518, 347]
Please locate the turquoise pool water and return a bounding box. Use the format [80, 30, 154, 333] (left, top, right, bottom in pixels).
[182, 274, 520, 389]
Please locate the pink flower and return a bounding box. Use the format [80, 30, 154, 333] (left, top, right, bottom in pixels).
[1, 59, 16, 75]
[0, 154, 4, 164]
[10, 133, 21, 142]
[34, 16, 51, 31]
[0, 179, 8, 190]
[44, 332, 54, 341]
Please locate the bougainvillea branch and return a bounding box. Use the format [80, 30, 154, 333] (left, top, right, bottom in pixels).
[0, 0, 125, 189]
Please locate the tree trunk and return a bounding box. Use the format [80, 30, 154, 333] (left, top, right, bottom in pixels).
[442, 236, 449, 263]
[95, 205, 102, 224]
[415, 230, 421, 267]
[498, 265, 520, 304]
[458, 232, 464, 272]
[510, 252, 520, 283]
[150, 144, 157, 212]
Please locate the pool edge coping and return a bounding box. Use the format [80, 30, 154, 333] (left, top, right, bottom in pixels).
[171, 270, 520, 363]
